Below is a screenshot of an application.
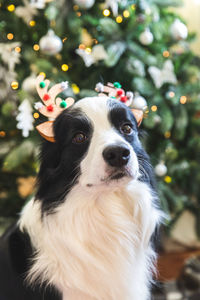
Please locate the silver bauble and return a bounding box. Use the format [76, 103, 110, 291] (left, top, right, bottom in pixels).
[39, 29, 63, 55]
[155, 163, 167, 177]
[139, 28, 154, 45]
[74, 0, 95, 9]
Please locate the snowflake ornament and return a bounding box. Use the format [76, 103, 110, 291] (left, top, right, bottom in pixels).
[148, 60, 177, 89]
[15, 0, 38, 24]
[75, 45, 108, 67]
[0, 42, 21, 71]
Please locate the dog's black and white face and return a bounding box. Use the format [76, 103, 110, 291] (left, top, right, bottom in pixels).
[37, 97, 155, 213]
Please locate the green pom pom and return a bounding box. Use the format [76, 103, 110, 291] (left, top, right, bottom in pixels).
[113, 82, 121, 88]
[60, 100, 67, 108]
[39, 81, 46, 88]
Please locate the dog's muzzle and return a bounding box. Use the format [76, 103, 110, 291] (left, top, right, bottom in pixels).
[103, 144, 130, 168]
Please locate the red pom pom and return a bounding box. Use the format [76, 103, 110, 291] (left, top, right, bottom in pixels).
[47, 104, 54, 112]
[116, 89, 124, 96]
[43, 94, 50, 101]
[120, 96, 128, 103]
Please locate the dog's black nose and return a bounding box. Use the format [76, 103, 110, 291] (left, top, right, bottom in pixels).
[103, 145, 130, 167]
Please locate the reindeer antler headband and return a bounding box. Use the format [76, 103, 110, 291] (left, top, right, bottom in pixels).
[95, 81, 143, 126]
[34, 74, 75, 142]
[34, 76, 144, 142]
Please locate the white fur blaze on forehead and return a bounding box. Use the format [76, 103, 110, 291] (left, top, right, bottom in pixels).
[75, 96, 126, 144]
[74, 97, 110, 126]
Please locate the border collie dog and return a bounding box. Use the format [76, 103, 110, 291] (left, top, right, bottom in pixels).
[0, 97, 161, 300]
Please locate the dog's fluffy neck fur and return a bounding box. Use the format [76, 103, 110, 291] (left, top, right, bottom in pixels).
[19, 179, 160, 300]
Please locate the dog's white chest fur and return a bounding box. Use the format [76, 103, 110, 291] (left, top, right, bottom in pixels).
[20, 180, 160, 300]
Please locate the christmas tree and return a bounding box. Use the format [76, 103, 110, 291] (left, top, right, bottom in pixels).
[0, 0, 200, 237]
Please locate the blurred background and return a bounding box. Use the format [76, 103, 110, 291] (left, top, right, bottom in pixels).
[0, 0, 200, 298]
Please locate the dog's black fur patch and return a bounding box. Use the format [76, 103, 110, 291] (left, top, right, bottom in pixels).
[36, 107, 93, 214]
[0, 224, 61, 300]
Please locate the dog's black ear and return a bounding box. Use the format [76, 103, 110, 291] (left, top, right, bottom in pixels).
[53, 110, 70, 145]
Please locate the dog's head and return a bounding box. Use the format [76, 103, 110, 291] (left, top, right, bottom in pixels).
[36, 97, 155, 212]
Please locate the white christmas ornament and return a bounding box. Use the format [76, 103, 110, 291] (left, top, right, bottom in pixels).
[15, 0, 38, 24]
[34, 102, 43, 110]
[153, 115, 161, 124]
[155, 162, 167, 177]
[22, 74, 37, 93]
[30, 0, 45, 9]
[61, 81, 69, 90]
[92, 44, 108, 61]
[39, 29, 63, 55]
[148, 60, 177, 89]
[16, 99, 34, 137]
[139, 28, 154, 45]
[75, 44, 108, 67]
[171, 210, 200, 248]
[170, 19, 188, 40]
[104, 0, 120, 16]
[132, 93, 147, 110]
[0, 42, 21, 71]
[95, 82, 104, 93]
[75, 49, 94, 67]
[74, 0, 95, 9]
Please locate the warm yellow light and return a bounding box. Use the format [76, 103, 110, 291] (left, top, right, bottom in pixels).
[56, 54, 62, 60]
[7, 33, 14, 40]
[169, 91, 175, 98]
[61, 64, 69, 71]
[52, 67, 58, 74]
[103, 9, 110, 17]
[62, 37, 67, 43]
[15, 46, 21, 53]
[76, 12, 81, 17]
[29, 20, 36, 27]
[50, 20, 56, 27]
[39, 72, 46, 78]
[163, 50, 170, 58]
[7, 4, 15, 12]
[180, 95, 187, 104]
[33, 112, 40, 119]
[11, 81, 19, 90]
[33, 44, 40, 51]
[9, 130, 17, 136]
[72, 83, 80, 94]
[164, 131, 171, 138]
[123, 10, 130, 18]
[131, 4, 136, 10]
[79, 44, 86, 50]
[0, 131, 6, 137]
[116, 16, 123, 23]
[164, 176, 172, 183]
[85, 47, 92, 53]
[151, 105, 158, 112]
[73, 5, 79, 11]
[93, 39, 98, 44]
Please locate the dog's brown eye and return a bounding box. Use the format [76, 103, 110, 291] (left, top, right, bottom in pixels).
[120, 124, 133, 135]
[72, 133, 87, 144]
